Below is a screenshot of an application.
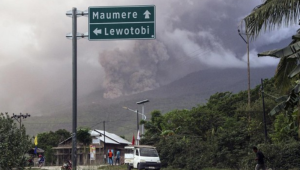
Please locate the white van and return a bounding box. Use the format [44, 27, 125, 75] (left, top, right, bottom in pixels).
[124, 145, 161, 170]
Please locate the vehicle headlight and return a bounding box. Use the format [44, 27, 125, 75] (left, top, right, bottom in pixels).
[157, 160, 161, 163]
[140, 159, 146, 163]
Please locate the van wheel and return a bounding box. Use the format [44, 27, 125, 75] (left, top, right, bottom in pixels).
[127, 164, 131, 170]
[138, 163, 142, 170]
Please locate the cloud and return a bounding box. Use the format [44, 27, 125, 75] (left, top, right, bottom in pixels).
[254, 25, 298, 47]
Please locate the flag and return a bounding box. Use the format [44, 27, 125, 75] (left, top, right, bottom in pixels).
[137, 130, 140, 140]
[34, 135, 38, 154]
[132, 134, 135, 145]
[34, 136, 38, 146]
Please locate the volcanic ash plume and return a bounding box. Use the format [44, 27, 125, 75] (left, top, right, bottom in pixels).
[99, 41, 170, 99]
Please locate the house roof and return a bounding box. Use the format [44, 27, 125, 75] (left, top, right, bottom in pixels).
[125, 145, 156, 149]
[28, 148, 44, 154]
[90, 129, 131, 145]
[57, 130, 131, 146]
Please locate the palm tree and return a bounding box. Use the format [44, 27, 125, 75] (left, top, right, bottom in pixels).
[243, 0, 300, 39]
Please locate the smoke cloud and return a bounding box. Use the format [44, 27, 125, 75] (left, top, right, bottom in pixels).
[0, 0, 291, 111]
[99, 41, 169, 98]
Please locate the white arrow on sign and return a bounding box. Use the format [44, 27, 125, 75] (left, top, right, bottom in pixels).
[144, 10, 151, 19]
[93, 28, 102, 35]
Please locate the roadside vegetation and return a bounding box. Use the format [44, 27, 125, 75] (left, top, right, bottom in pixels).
[141, 78, 300, 170]
[0, 113, 32, 170]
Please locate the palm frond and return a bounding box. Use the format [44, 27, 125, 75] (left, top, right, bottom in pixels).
[274, 57, 297, 92]
[243, 0, 300, 39]
[289, 64, 300, 78]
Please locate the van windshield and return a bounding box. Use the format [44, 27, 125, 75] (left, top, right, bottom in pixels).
[140, 148, 159, 157]
[125, 149, 134, 154]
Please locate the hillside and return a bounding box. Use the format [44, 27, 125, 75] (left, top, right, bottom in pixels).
[24, 66, 276, 138]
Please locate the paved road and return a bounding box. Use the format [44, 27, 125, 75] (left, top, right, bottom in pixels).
[28, 165, 106, 170]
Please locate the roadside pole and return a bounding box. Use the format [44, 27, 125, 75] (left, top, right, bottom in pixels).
[137, 110, 139, 145]
[71, 7, 78, 170]
[66, 6, 155, 168]
[103, 121, 106, 164]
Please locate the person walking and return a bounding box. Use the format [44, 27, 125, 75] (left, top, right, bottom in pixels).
[38, 154, 45, 167]
[108, 149, 114, 165]
[115, 150, 120, 165]
[252, 146, 266, 170]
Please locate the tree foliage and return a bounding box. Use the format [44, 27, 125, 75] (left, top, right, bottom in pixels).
[77, 127, 92, 146]
[0, 112, 31, 169]
[141, 78, 299, 170]
[36, 129, 71, 165]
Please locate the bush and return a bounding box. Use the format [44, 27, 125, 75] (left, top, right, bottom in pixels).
[240, 141, 300, 170]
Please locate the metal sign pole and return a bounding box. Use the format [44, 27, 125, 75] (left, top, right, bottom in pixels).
[137, 110, 139, 145]
[71, 7, 78, 170]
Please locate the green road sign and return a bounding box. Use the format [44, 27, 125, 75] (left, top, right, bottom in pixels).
[88, 6, 155, 40]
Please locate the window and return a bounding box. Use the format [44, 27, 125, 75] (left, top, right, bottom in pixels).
[135, 149, 139, 156]
[140, 148, 159, 157]
[125, 149, 134, 154]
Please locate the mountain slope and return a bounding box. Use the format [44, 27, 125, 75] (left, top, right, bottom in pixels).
[24, 66, 276, 138]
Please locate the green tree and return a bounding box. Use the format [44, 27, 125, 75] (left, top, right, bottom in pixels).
[36, 129, 71, 165]
[77, 127, 92, 145]
[270, 112, 298, 142]
[0, 113, 31, 169]
[77, 127, 92, 165]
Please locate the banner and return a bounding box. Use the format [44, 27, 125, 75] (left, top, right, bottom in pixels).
[34, 135, 38, 154]
[137, 130, 140, 140]
[132, 134, 135, 145]
[90, 145, 96, 160]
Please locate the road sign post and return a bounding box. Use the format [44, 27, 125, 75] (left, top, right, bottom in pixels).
[66, 5, 155, 168]
[88, 6, 155, 40]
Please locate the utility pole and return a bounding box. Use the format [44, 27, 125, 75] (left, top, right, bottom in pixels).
[246, 30, 250, 109]
[238, 28, 251, 121]
[261, 79, 268, 141]
[103, 121, 106, 164]
[238, 29, 251, 108]
[11, 113, 31, 129]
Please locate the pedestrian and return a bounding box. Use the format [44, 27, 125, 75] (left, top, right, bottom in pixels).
[115, 150, 120, 165]
[38, 154, 45, 167]
[108, 149, 114, 165]
[252, 146, 266, 170]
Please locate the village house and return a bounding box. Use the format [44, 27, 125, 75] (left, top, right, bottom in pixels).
[52, 130, 131, 166]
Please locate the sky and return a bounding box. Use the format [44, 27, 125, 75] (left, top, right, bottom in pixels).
[0, 0, 297, 115]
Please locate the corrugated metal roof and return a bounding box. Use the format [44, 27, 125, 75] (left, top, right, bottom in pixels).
[90, 129, 131, 145]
